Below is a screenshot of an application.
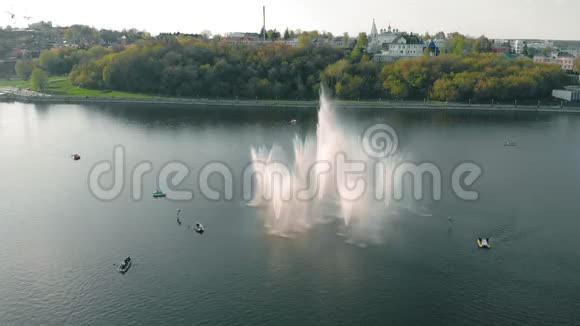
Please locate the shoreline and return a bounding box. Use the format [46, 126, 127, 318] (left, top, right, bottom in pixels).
[1, 93, 579, 113]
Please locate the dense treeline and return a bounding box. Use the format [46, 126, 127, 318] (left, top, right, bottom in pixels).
[441, 33, 493, 55]
[14, 32, 568, 101]
[322, 53, 565, 102]
[380, 54, 566, 102]
[68, 37, 344, 99]
[38, 46, 112, 75]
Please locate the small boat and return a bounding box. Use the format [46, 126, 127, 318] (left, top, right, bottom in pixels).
[477, 238, 491, 249]
[153, 190, 166, 198]
[118, 257, 132, 274]
[504, 141, 517, 147]
[290, 119, 297, 124]
[192, 223, 205, 234]
[72, 154, 81, 160]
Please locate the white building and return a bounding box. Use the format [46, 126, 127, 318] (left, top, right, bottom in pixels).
[534, 53, 576, 72]
[311, 36, 356, 49]
[559, 55, 576, 71]
[367, 19, 424, 63]
[526, 40, 554, 50]
[222, 32, 298, 47]
[561, 48, 580, 58]
[513, 40, 524, 54]
[552, 86, 580, 102]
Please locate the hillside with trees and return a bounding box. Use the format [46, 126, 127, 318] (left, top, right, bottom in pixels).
[68, 36, 344, 99]
[379, 54, 565, 102]
[9, 30, 568, 102]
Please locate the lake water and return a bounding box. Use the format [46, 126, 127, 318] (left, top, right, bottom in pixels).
[1, 102, 580, 325]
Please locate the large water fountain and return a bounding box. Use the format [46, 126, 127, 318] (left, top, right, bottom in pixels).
[249, 89, 403, 246]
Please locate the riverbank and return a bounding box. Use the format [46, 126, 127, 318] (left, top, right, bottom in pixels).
[1, 78, 579, 113]
[0, 77, 154, 99]
[4, 92, 580, 113]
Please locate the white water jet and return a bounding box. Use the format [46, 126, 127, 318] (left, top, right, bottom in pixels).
[248, 87, 402, 245]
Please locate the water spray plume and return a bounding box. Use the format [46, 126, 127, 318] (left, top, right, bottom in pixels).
[248, 85, 402, 245]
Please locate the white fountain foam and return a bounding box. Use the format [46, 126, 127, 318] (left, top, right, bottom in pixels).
[248, 87, 403, 245]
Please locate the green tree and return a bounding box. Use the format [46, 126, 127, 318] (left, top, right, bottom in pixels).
[297, 31, 318, 48]
[283, 28, 290, 40]
[383, 78, 408, 98]
[473, 36, 491, 53]
[342, 32, 349, 47]
[401, 32, 422, 44]
[267, 29, 281, 40]
[350, 33, 368, 62]
[445, 33, 469, 55]
[322, 59, 349, 90]
[430, 78, 459, 101]
[99, 29, 120, 44]
[64, 25, 99, 46]
[38, 48, 86, 75]
[434, 31, 446, 39]
[336, 74, 364, 98]
[30, 68, 48, 92]
[575, 57, 580, 72]
[541, 47, 554, 56]
[201, 30, 212, 40]
[38, 50, 59, 73]
[15, 60, 34, 79]
[522, 42, 529, 57]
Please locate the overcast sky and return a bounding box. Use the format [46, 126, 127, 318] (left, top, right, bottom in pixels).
[2, 0, 579, 40]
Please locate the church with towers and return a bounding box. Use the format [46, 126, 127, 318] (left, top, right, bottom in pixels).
[367, 19, 425, 62]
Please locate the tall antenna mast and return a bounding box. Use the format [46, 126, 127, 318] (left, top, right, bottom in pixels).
[263, 6, 266, 41]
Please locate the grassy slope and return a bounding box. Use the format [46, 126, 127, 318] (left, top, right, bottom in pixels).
[0, 79, 30, 88]
[0, 77, 153, 98]
[0, 77, 573, 107]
